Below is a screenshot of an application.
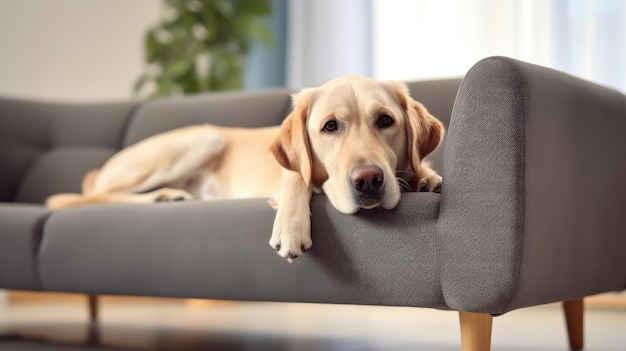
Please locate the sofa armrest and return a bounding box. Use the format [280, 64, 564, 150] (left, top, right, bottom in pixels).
[439, 57, 626, 314]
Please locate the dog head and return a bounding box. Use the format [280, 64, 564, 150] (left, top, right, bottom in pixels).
[271, 76, 443, 214]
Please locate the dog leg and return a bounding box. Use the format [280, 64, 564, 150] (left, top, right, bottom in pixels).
[417, 164, 442, 193]
[82, 169, 100, 194]
[46, 126, 226, 210]
[92, 126, 226, 195]
[46, 188, 195, 210]
[269, 171, 313, 261]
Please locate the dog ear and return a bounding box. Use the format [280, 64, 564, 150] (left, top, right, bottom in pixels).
[270, 90, 314, 186]
[393, 82, 444, 176]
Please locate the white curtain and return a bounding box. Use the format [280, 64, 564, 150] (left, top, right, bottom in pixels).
[373, 0, 625, 92]
[286, 0, 625, 93]
[286, 0, 372, 89]
[551, 0, 625, 92]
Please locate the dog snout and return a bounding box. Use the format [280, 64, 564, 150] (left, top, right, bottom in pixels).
[350, 165, 384, 193]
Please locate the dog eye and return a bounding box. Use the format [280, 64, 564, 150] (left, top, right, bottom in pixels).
[377, 114, 394, 129]
[322, 120, 339, 133]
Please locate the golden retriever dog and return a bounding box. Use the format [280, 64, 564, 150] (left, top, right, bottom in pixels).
[46, 76, 444, 260]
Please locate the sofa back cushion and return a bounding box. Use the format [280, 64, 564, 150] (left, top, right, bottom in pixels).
[123, 89, 292, 147]
[0, 98, 137, 203]
[2, 90, 292, 204]
[123, 83, 459, 170]
[1, 81, 459, 204]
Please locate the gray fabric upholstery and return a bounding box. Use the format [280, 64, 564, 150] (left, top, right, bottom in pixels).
[439, 56, 626, 314]
[123, 89, 292, 147]
[0, 98, 138, 203]
[1, 58, 624, 317]
[40, 193, 445, 308]
[16, 148, 116, 204]
[438, 58, 527, 313]
[0, 204, 49, 290]
[508, 58, 626, 310]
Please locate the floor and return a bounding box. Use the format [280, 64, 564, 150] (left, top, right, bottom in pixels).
[0, 295, 624, 351]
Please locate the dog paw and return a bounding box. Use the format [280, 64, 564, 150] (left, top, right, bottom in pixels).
[269, 214, 312, 261]
[418, 174, 442, 193]
[154, 188, 195, 203]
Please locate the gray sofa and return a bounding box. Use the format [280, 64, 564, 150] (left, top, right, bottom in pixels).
[1, 57, 625, 351]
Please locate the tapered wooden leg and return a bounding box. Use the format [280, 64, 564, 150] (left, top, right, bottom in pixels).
[459, 311, 493, 351]
[563, 298, 584, 350]
[87, 295, 99, 324]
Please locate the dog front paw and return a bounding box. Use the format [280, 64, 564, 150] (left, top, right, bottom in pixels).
[418, 174, 442, 193]
[269, 214, 312, 261]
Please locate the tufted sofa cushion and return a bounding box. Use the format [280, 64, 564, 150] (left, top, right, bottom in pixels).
[0, 98, 138, 203]
[123, 89, 293, 147]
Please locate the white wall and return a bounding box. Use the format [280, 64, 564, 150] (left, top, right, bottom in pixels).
[0, 0, 160, 102]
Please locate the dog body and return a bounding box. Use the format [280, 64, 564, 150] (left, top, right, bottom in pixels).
[48, 125, 283, 205]
[47, 76, 444, 260]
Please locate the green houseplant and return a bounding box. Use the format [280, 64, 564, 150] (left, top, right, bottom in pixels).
[134, 0, 272, 98]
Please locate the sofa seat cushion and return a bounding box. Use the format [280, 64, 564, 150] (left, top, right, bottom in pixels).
[40, 193, 445, 308]
[0, 203, 49, 289]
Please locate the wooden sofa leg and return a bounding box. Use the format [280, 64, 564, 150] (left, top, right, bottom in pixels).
[87, 295, 99, 324]
[459, 311, 493, 351]
[563, 298, 584, 350]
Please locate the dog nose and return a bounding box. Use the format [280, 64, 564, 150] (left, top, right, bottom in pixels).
[350, 166, 384, 193]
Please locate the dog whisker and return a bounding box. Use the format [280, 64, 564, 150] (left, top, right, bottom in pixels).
[396, 177, 412, 193]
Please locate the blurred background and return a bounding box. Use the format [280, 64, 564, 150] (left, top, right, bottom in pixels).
[0, 0, 624, 102]
[0, 0, 625, 349]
